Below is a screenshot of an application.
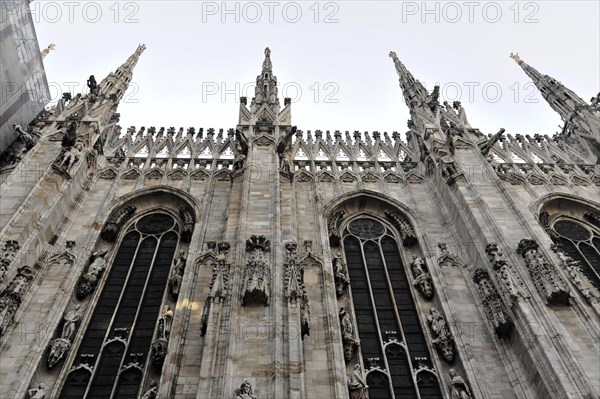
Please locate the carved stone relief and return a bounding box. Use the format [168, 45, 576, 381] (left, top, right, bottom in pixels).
[241, 236, 271, 306]
[235, 379, 258, 399]
[410, 254, 434, 300]
[485, 243, 530, 305]
[150, 305, 173, 368]
[47, 304, 82, 368]
[200, 242, 230, 336]
[284, 241, 310, 339]
[427, 307, 455, 363]
[101, 205, 136, 242]
[168, 250, 187, 299]
[384, 209, 417, 246]
[0, 265, 34, 336]
[473, 268, 513, 338]
[551, 243, 600, 304]
[448, 369, 473, 399]
[517, 239, 571, 306]
[328, 210, 345, 247]
[347, 364, 368, 399]
[0, 240, 20, 284]
[178, 205, 195, 243]
[76, 250, 108, 300]
[339, 307, 359, 363]
[333, 254, 349, 298]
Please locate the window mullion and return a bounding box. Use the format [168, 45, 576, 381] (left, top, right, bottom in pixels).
[377, 239, 421, 399]
[359, 238, 396, 399]
[109, 232, 164, 399]
[83, 233, 145, 399]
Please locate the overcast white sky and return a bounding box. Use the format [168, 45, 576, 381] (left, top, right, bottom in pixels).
[32, 1, 599, 137]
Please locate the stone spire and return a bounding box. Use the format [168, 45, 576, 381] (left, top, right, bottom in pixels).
[97, 44, 147, 103]
[509, 53, 600, 159]
[389, 51, 433, 115]
[250, 47, 280, 113]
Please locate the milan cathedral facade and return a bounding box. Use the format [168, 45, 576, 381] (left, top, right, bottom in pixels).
[0, 46, 599, 399]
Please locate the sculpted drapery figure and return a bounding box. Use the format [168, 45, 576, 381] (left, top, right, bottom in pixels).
[276, 125, 297, 172]
[449, 369, 473, 399]
[347, 364, 369, 399]
[76, 250, 108, 300]
[61, 304, 81, 341]
[236, 379, 257, 399]
[28, 383, 46, 399]
[410, 254, 434, 299]
[339, 307, 359, 362]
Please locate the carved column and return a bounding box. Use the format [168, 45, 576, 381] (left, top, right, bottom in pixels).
[516, 239, 571, 306]
[472, 268, 513, 338]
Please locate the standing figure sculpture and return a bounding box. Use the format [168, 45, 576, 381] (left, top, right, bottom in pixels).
[61, 304, 81, 341]
[347, 363, 369, 399]
[276, 126, 297, 172]
[233, 129, 249, 171]
[59, 143, 82, 172]
[157, 305, 173, 340]
[448, 369, 472, 399]
[87, 75, 98, 95]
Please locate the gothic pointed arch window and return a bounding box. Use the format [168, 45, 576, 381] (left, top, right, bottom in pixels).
[543, 212, 600, 289]
[341, 216, 443, 398]
[58, 211, 183, 399]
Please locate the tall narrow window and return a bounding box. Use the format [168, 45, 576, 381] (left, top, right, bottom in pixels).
[550, 218, 600, 288]
[60, 213, 180, 399]
[342, 217, 442, 398]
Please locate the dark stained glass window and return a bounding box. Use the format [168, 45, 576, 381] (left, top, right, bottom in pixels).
[342, 218, 442, 398]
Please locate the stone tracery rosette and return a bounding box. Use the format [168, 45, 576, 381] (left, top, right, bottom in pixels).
[517, 239, 571, 306]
